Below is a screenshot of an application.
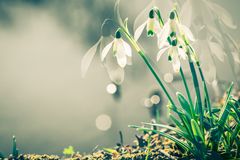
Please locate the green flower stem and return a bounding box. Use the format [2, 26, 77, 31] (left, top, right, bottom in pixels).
[189, 61, 204, 134]
[179, 66, 194, 117]
[138, 51, 176, 106]
[119, 28, 176, 107]
[120, 27, 195, 140]
[197, 63, 213, 127]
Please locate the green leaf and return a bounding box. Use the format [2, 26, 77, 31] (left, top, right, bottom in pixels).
[211, 83, 234, 151]
[142, 122, 189, 137]
[229, 111, 240, 124]
[63, 146, 75, 155]
[103, 148, 118, 155]
[170, 115, 184, 128]
[230, 101, 240, 121]
[191, 119, 204, 143]
[137, 127, 191, 151]
[145, 136, 152, 160]
[142, 122, 196, 145]
[211, 108, 221, 114]
[0, 152, 4, 159]
[177, 92, 193, 118]
[12, 136, 18, 158]
[218, 82, 234, 126]
[194, 96, 199, 114]
[230, 124, 240, 147]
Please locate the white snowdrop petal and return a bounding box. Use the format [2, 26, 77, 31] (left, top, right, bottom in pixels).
[127, 56, 132, 65]
[101, 41, 113, 61]
[158, 41, 169, 50]
[153, 19, 162, 34]
[208, 41, 226, 62]
[168, 47, 174, 58]
[221, 14, 237, 29]
[172, 56, 181, 73]
[104, 53, 125, 85]
[134, 21, 147, 41]
[232, 51, 240, 64]
[180, 24, 195, 42]
[81, 38, 101, 77]
[122, 40, 132, 57]
[133, 0, 154, 31]
[178, 47, 188, 60]
[157, 46, 170, 61]
[116, 50, 127, 68]
[106, 65, 125, 85]
[158, 21, 170, 48]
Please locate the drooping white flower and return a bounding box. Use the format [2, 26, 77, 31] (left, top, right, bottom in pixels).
[81, 30, 131, 84]
[134, 9, 162, 41]
[133, 0, 174, 41]
[158, 11, 195, 50]
[157, 35, 187, 73]
[101, 30, 132, 68]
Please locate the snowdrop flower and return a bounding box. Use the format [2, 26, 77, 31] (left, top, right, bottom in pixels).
[81, 30, 132, 84]
[101, 30, 132, 68]
[158, 11, 195, 50]
[134, 9, 162, 41]
[157, 32, 187, 73]
[133, 0, 173, 41]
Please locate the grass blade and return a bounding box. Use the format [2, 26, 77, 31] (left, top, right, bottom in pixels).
[191, 119, 204, 143]
[177, 92, 194, 119]
[218, 82, 234, 126]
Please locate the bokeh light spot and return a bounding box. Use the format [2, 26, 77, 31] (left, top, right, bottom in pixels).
[95, 114, 112, 131]
[106, 83, 117, 94]
[144, 98, 152, 108]
[150, 95, 160, 104]
[164, 73, 173, 83]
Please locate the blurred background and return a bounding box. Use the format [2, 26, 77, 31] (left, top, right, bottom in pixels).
[0, 0, 239, 155]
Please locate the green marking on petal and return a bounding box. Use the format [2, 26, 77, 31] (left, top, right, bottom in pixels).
[149, 9, 154, 19]
[170, 32, 176, 37]
[147, 30, 154, 37]
[170, 11, 175, 20]
[167, 36, 172, 45]
[115, 30, 121, 39]
[172, 39, 177, 46]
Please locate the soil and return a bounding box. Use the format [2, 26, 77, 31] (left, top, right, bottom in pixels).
[8, 131, 186, 160]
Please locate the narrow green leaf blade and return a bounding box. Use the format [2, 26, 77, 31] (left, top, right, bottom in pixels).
[177, 92, 192, 118]
[191, 119, 204, 143]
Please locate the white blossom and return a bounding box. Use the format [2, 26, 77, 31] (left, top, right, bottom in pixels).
[101, 31, 132, 68]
